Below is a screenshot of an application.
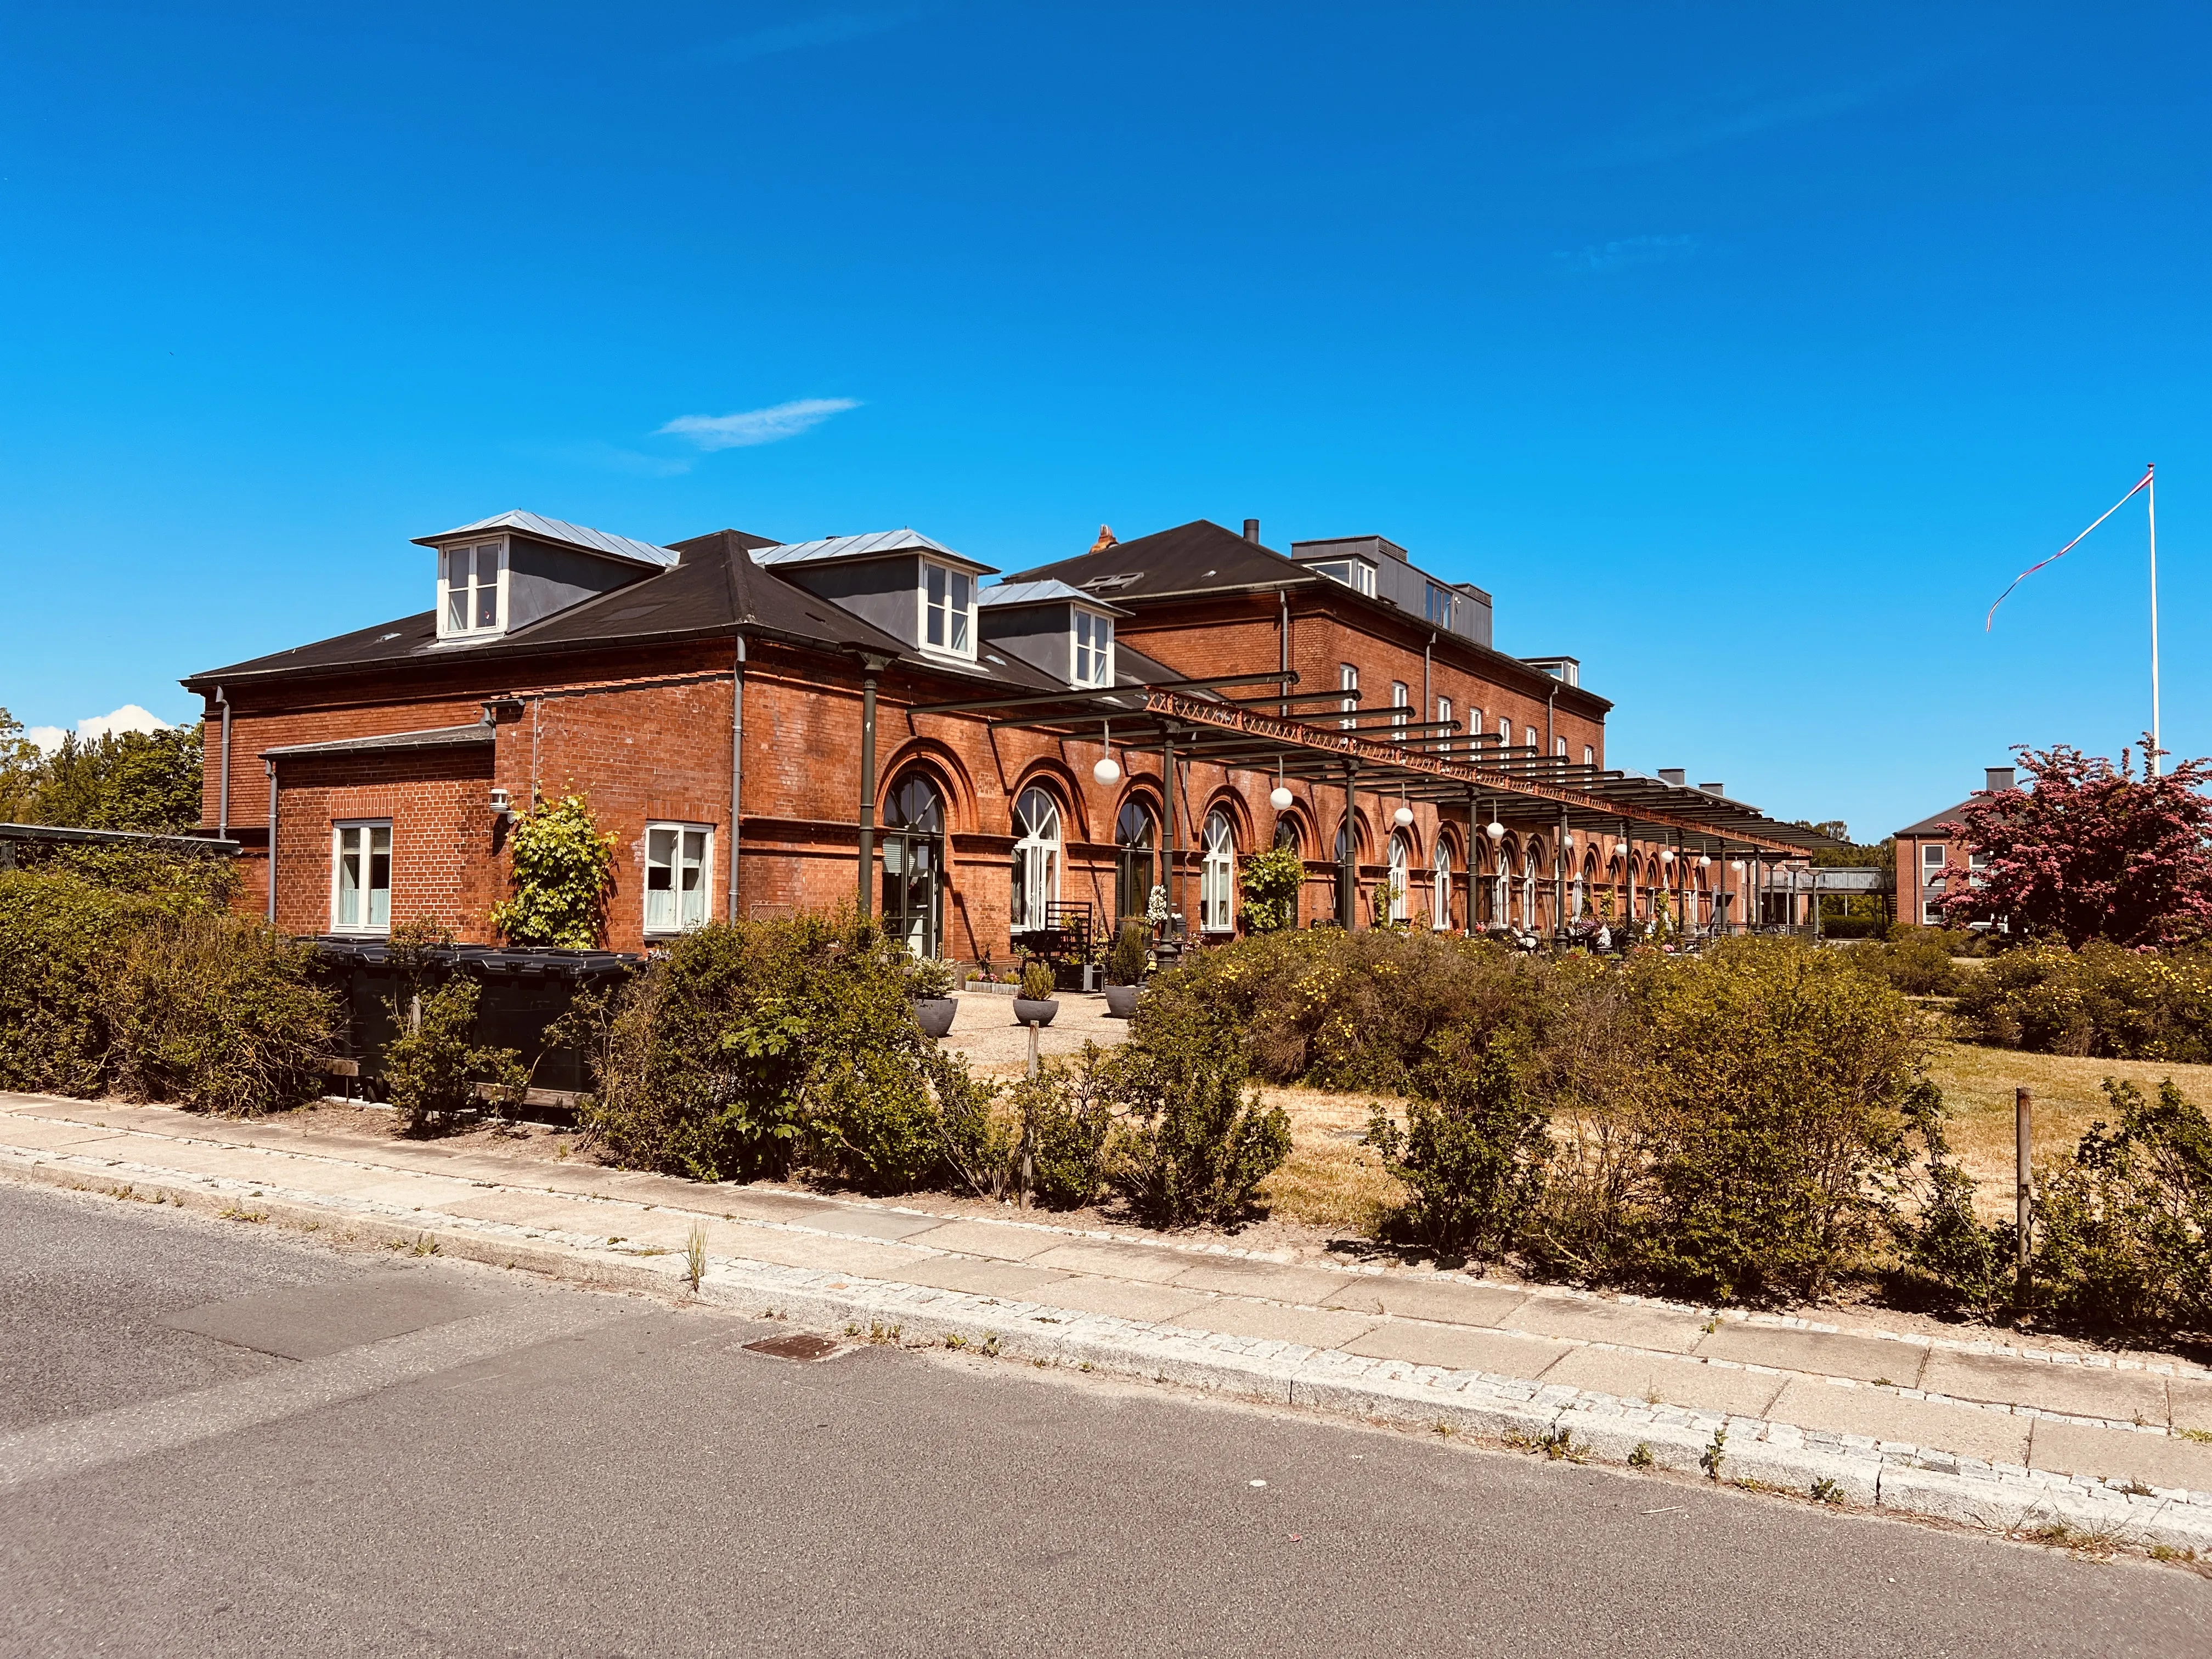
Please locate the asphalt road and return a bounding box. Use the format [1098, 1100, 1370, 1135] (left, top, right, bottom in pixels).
[2, 1181, 2208, 1658]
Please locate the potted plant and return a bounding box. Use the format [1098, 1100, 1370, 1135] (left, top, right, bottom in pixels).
[909, 955, 960, 1040]
[1103, 919, 1147, 1018]
[1012, 958, 1059, 1028]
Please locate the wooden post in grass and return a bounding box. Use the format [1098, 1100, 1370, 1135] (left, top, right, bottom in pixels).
[2016, 1087, 2034, 1301]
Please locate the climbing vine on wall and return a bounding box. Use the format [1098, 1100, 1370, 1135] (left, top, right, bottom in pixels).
[490, 793, 616, 949]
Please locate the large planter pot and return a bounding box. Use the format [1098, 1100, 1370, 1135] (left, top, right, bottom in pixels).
[1012, 996, 1059, 1028]
[1102, 983, 1141, 1019]
[914, 996, 958, 1040]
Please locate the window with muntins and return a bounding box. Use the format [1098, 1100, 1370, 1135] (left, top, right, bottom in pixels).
[332, 822, 392, 933]
[1072, 610, 1114, 687]
[922, 562, 974, 657]
[1200, 811, 1234, 933]
[1436, 697, 1452, 755]
[439, 539, 506, 637]
[1011, 787, 1062, 932]
[645, 825, 712, 934]
[1339, 664, 1358, 730]
[1423, 583, 1454, 627]
[1391, 682, 1409, 739]
[1313, 559, 1377, 597]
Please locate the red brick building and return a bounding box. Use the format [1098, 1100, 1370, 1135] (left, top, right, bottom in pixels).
[1894, 766, 2015, 928]
[184, 511, 1826, 962]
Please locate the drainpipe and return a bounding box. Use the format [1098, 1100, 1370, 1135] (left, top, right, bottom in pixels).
[1466, 785, 1480, 936]
[214, 685, 232, 839]
[1545, 681, 1556, 765]
[1422, 632, 1435, 731]
[1163, 725, 1182, 939]
[1340, 759, 1360, 929]
[727, 635, 746, 923]
[1279, 589, 1291, 719]
[264, 759, 278, 924]
[857, 656, 887, 917]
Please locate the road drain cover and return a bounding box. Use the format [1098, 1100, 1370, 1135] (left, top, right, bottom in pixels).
[743, 1332, 842, 1361]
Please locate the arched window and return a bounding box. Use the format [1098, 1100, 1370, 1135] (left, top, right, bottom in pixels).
[1432, 840, 1453, 930]
[1114, 800, 1156, 923]
[1011, 786, 1061, 934]
[881, 772, 945, 956]
[1387, 831, 1411, 923]
[1273, 817, 1302, 854]
[1200, 811, 1235, 933]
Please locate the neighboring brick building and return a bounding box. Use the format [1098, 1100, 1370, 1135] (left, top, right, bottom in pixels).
[183, 511, 1826, 961]
[1894, 766, 2015, 929]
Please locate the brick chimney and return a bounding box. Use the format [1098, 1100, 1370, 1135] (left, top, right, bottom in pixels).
[1089, 524, 1118, 554]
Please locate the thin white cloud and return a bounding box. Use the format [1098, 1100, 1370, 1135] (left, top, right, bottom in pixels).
[658, 398, 862, 452]
[1584, 61, 1949, 166]
[698, 7, 924, 65]
[27, 705, 172, 753]
[539, 439, 695, 478]
[1554, 234, 1701, 277]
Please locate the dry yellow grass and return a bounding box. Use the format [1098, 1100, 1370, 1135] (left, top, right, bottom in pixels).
[1254, 1085, 1404, 1234]
[1922, 1041, 2212, 1216]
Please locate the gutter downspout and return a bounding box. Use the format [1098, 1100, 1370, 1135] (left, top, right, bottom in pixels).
[856, 655, 889, 918]
[215, 686, 232, 840]
[1279, 589, 1290, 719]
[728, 635, 746, 923]
[1422, 633, 1434, 732]
[264, 758, 278, 924]
[1544, 680, 1556, 765]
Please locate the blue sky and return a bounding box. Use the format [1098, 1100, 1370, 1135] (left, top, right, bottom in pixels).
[2, 2, 2205, 839]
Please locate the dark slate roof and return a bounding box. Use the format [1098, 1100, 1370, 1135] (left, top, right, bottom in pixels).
[185, 529, 913, 690]
[1006, 520, 1314, 601]
[262, 722, 494, 758]
[1895, 798, 1979, 838]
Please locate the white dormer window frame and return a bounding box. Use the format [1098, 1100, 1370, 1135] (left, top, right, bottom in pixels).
[920, 560, 975, 660]
[437, 537, 509, 639]
[1311, 558, 1377, 598]
[1072, 607, 1115, 687]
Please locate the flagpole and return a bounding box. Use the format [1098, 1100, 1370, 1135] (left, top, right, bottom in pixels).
[2148, 462, 2160, 776]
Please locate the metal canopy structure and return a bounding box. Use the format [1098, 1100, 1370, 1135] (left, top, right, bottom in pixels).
[906, 670, 1830, 858]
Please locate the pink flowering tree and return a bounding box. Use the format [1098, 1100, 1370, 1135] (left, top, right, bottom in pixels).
[1936, 737, 2212, 946]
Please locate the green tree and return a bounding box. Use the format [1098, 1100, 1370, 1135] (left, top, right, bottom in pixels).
[491, 793, 616, 948]
[1236, 843, 1306, 933]
[0, 710, 42, 822]
[29, 723, 204, 831]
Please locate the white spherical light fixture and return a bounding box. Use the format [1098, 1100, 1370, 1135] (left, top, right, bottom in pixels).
[1560, 832, 1574, 850]
[1092, 754, 1122, 787]
[1729, 859, 1745, 873]
[1269, 784, 1294, 812]
[1661, 847, 1675, 864]
[1697, 854, 1712, 869]
[1485, 819, 1506, 842]
[1393, 804, 1415, 827]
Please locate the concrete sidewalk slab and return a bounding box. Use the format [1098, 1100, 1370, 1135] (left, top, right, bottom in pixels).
[2030, 1417, 2212, 1491]
[898, 1257, 1072, 1299]
[1026, 1238, 1195, 1283]
[1510, 1295, 1707, 1352]
[903, 1218, 1070, 1261]
[1167, 1259, 1357, 1304]
[2171, 1377, 2212, 1433]
[1341, 1320, 1569, 1377]
[1765, 1376, 2032, 1466]
[1168, 1299, 1375, 1350]
[0, 1121, 126, 1153]
[1696, 1322, 1926, 1385]
[1539, 1347, 1790, 1419]
[1921, 1349, 2172, 1423]
[1324, 1276, 1529, 1325]
[1030, 1278, 1214, 1324]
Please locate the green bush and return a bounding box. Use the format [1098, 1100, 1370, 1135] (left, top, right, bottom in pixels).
[1954, 943, 2212, 1062]
[1237, 844, 1306, 934]
[1367, 1030, 1551, 1266]
[1888, 1082, 2014, 1316]
[1615, 938, 1926, 1302]
[1107, 1041, 1290, 1228]
[109, 913, 335, 1116]
[490, 793, 615, 949]
[1850, 928, 1967, 996]
[0, 872, 175, 1096]
[1020, 1043, 1115, 1208]
[381, 977, 526, 1135]
[1817, 915, 1889, 941]
[2032, 1077, 2212, 1333]
[574, 912, 975, 1189]
[1107, 921, 1149, 986]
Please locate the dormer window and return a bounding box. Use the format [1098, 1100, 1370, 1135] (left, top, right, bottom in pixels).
[1073, 610, 1114, 687]
[439, 538, 506, 637]
[1310, 558, 1376, 597]
[922, 560, 974, 658]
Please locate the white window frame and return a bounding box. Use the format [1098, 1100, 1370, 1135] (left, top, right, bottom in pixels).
[1525, 726, 1538, 752]
[1554, 737, 1567, 758]
[330, 820, 393, 935]
[1391, 681, 1410, 740]
[436, 538, 508, 640]
[1923, 843, 1947, 871]
[1436, 696, 1453, 756]
[1583, 745, 1595, 768]
[1071, 608, 1114, 687]
[919, 560, 975, 661]
[1011, 787, 1062, 933]
[1498, 716, 1512, 747]
[1339, 664, 1359, 730]
[1432, 841, 1452, 929]
[1387, 832, 1411, 923]
[1423, 582, 1454, 628]
[644, 822, 714, 936]
[1200, 811, 1235, 933]
[1313, 558, 1377, 597]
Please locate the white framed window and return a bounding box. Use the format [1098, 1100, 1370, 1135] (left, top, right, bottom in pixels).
[1436, 697, 1453, 755]
[645, 823, 713, 935]
[1313, 558, 1377, 597]
[1923, 843, 1946, 872]
[1525, 726, 1538, 752]
[1391, 681, 1409, 740]
[1339, 663, 1359, 730]
[1011, 787, 1062, 933]
[1498, 716, 1511, 746]
[1433, 842, 1453, 929]
[1554, 737, 1567, 758]
[921, 561, 974, 658]
[331, 821, 392, 934]
[1200, 811, 1235, 933]
[437, 539, 507, 638]
[1583, 745, 1595, 768]
[1071, 609, 1114, 687]
[1388, 832, 1411, 923]
[1923, 901, 1943, 926]
[1423, 582, 1454, 627]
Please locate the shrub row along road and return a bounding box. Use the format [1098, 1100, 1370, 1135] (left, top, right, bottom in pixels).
[2, 1184, 2207, 1656]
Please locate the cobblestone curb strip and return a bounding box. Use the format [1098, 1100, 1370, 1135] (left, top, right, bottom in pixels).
[5, 1144, 2211, 1556]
